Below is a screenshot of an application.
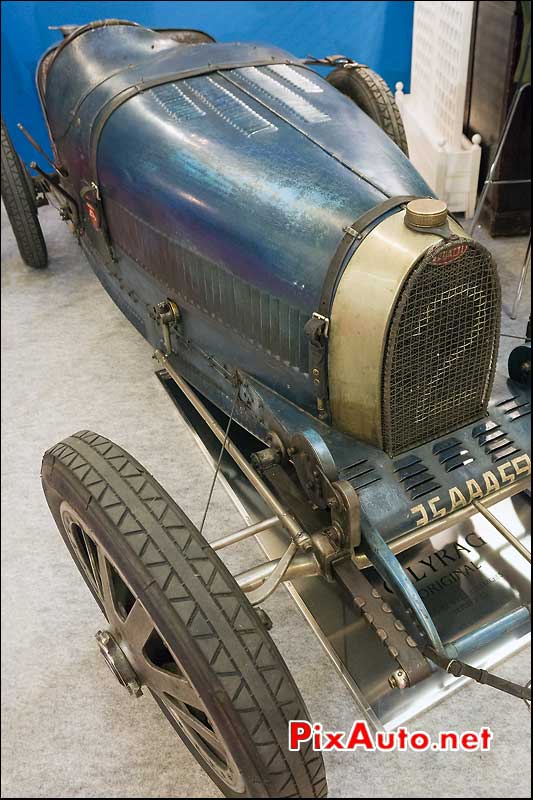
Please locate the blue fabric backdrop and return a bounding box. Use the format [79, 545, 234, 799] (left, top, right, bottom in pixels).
[1, 0, 414, 165]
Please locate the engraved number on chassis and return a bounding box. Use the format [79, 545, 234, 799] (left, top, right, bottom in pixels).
[410, 454, 531, 528]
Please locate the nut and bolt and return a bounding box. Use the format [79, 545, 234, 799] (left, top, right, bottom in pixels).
[126, 679, 143, 698]
[95, 630, 143, 698]
[295, 531, 314, 551]
[255, 607, 273, 630]
[96, 630, 110, 645]
[389, 669, 409, 690]
[156, 300, 180, 324]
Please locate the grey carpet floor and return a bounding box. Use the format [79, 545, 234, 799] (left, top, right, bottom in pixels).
[1, 200, 531, 798]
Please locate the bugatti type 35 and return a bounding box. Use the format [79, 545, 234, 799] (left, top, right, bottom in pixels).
[1, 19, 531, 798]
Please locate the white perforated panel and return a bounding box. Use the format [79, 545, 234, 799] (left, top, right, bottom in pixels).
[409, 1, 474, 148]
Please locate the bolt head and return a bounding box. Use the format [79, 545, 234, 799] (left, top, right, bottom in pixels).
[389, 669, 409, 690]
[127, 681, 143, 698]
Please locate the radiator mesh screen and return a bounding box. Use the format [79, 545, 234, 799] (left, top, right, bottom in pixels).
[382, 239, 500, 456]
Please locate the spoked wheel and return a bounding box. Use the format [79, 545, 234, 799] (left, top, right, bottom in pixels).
[42, 431, 327, 798]
[60, 501, 244, 791]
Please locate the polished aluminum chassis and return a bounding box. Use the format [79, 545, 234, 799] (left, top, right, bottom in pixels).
[158, 370, 531, 731]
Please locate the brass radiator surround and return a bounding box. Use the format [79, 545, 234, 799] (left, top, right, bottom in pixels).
[328, 211, 500, 454]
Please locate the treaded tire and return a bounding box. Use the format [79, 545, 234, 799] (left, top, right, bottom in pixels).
[508, 344, 531, 385]
[327, 66, 409, 156]
[1, 117, 48, 269]
[41, 430, 327, 799]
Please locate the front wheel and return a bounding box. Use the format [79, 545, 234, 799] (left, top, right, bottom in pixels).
[41, 430, 327, 798]
[1, 117, 48, 269]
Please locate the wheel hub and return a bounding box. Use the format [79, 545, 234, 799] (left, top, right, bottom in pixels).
[95, 630, 142, 697]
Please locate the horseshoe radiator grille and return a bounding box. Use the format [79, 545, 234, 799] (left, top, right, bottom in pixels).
[382, 239, 501, 456]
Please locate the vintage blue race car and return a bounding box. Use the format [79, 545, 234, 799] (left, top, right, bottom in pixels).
[2, 19, 530, 798]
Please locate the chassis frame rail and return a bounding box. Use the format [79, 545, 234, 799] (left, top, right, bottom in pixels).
[154, 354, 531, 720]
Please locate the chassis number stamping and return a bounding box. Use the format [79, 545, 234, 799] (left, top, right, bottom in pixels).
[410, 453, 531, 528]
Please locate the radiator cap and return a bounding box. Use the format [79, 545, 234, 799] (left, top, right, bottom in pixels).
[405, 198, 448, 228]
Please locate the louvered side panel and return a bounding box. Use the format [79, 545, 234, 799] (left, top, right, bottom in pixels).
[104, 198, 309, 373]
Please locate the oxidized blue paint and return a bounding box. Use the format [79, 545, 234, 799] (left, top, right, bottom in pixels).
[42, 23, 430, 348]
[36, 23, 531, 547]
[39, 23, 434, 420]
[1, 1, 416, 167]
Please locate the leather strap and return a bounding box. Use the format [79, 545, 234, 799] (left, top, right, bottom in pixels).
[48, 20, 140, 74]
[425, 646, 532, 702]
[88, 56, 305, 187]
[334, 558, 431, 687]
[83, 55, 305, 261]
[305, 194, 425, 422]
[303, 314, 330, 419]
[317, 194, 419, 317]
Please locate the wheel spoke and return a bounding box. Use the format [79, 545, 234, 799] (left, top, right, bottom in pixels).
[81, 530, 101, 595]
[144, 661, 204, 710]
[122, 599, 154, 651]
[165, 699, 227, 759]
[97, 548, 121, 626]
[54, 494, 249, 792]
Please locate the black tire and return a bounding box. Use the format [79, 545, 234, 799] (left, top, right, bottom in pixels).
[508, 344, 531, 385]
[327, 66, 409, 156]
[19, 153, 38, 202]
[1, 117, 48, 269]
[41, 430, 327, 799]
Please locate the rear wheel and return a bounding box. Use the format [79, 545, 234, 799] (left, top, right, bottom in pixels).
[1, 117, 47, 269]
[327, 65, 409, 156]
[41, 430, 327, 798]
